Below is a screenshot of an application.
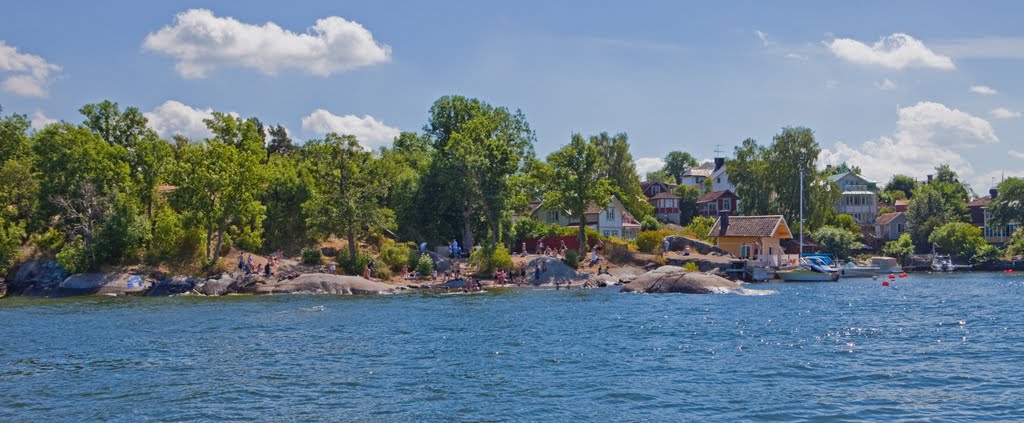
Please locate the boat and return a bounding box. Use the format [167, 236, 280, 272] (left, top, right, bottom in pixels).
[778, 256, 840, 281]
[931, 255, 973, 272]
[838, 257, 903, 278]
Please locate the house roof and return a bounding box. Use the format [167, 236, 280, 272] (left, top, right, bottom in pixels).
[827, 172, 850, 182]
[968, 196, 992, 208]
[650, 191, 680, 200]
[685, 168, 713, 177]
[894, 199, 908, 207]
[876, 212, 903, 226]
[708, 215, 792, 239]
[697, 189, 737, 203]
[842, 190, 876, 195]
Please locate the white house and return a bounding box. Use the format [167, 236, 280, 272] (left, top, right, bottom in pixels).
[710, 157, 736, 193]
[678, 163, 714, 188]
[829, 171, 879, 226]
[531, 195, 641, 241]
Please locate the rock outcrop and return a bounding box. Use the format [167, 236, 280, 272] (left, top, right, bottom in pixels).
[10, 260, 67, 296]
[664, 236, 732, 257]
[527, 256, 579, 284]
[252, 273, 392, 295]
[56, 273, 152, 297]
[620, 266, 743, 294]
[148, 275, 201, 296]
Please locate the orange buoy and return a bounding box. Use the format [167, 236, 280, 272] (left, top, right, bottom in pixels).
[882, 281, 890, 286]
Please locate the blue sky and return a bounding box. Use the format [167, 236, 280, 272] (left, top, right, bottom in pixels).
[2, 1, 1023, 192]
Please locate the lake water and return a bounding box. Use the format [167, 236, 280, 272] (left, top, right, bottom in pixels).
[2, 273, 1024, 422]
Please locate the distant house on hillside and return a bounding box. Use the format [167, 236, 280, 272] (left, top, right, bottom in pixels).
[678, 163, 714, 188]
[531, 195, 641, 241]
[830, 171, 879, 226]
[969, 189, 1020, 245]
[648, 191, 681, 225]
[709, 214, 792, 267]
[874, 212, 907, 242]
[696, 190, 740, 218]
[894, 199, 909, 212]
[710, 157, 736, 193]
[641, 180, 676, 198]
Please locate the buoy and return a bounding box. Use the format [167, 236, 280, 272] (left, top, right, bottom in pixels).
[1009, 269, 1014, 273]
[899, 273, 907, 278]
[882, 281, 890, 286]
[889, 274, 896, 279]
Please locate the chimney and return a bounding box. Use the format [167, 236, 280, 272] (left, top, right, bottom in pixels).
[926, 174, 933, 184]
[718, 210, 730, 236]
[714, 157, 725, 172]
[990, 188, 998, 200]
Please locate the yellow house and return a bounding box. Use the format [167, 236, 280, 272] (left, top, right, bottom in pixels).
[708, 214, 793, 266]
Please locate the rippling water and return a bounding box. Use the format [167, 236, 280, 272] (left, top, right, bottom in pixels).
[3, 273, 1024, 421]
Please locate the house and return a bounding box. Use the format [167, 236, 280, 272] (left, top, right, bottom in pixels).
[874, 212, 907, 241]
[970, 189, 1020, 245]
[531, 195, 641, 241]
[967, 196, 989, 228]
[894, 199, 908, 212]
[710, 157, 736, 193]
[696, 190, 740, 218]
[829, 171, 879, 226]
[648, 191, 681, 225]
[641, 180, 676, 198]
[708, 213, 793, 267]
[678, 164, 713, 188]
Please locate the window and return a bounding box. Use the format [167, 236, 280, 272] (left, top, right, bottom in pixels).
[717, 177, 721, 183]
[652, 185, 660, 194]
[546, 210, 558, 222]
[606, 207, 615, 221]
[708, 203, 717, 212]
[722, 198, 731, 211]
[603, 230, 610, 237]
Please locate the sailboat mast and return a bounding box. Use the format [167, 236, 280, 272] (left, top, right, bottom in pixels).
[799, 171, 804, 258]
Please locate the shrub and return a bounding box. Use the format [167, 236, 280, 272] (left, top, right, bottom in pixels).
[683, 216, 716, 242]
[338, 252, 371, 276]
[379, 241, 414, 272]
[929, 222, 985, 259]
[56, 237, 89, 274]
[148, 203, 184, 263]
[637, 229, 673, 253]
[972, 244, 1002, 264]
[641, 215, 661, 231]
[374, 266, 392, 280]
[683, 261, 699, 272]
[0, 217, 24, 275]
[301, 247, 323, 265]
[32, 227, 65, 255]
[563, 249, 579, 269]
[416, 253, 434, 276]
[604, 239, 635, 264]
[654, 255, 668, 266]
[469, 245, 513, 275]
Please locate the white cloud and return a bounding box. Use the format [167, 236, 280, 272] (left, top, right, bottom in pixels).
[30, 110, 57, 131]
[785, 52, 807, 60]
[969, 85, 998, 95]
[821, 101, 997, 187]
[635, 157, 665, 177]
[991, 107, 1021, 119]
[827, 33, 955, 70]
[971, 169, 1024, 194]
[143, 9, 391, 79]
[755, 30, 775, 47]
[875, 78, 898, 90]
[1009, 150, 1024, 160]
[0, 40, 61, 97]
[144, 100, 225, 140]
[301, 109, 400, 148]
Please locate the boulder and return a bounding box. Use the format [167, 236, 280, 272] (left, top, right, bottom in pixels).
[665, 236, 732, 257]
[527, 256, 579, 284]
[589, 273, 619, 287]
[621, 266, 743, 294]
[56, 273, 152, 297]
[10, 260, 67, 296]
[198, 273, 235, 296]
[416, 251, 452, 272]
[148, 275, 201, 296]
[254, 273, 392, 295]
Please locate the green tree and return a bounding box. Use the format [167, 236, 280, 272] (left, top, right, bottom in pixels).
[0, 112, 32, 163]
[884, 174, 917, 200]
[645, 168, 674, 184]
[905, 185, 955, 252]
[673, 185, 700, 226]
[987, 177, 1024, 228]
[303, 133, 395, 269]
[663, 151, 698, 185]
[929, 222, 985, 259]
[0, 216, 24, 275]
[729, 138, 770, 215]
[1006, 227, 1024, 258]
[831, 214, 861, 235]
[266, 124, 293, 157]
[544, 133, 611, 255]
[882, 233, 915, 265]
[684, 216, 716, 242]
[261, 154, 312, 253]
[813, 225, 863, 259]
[79, 100, 149, 149]
[591, 132, 651, 219]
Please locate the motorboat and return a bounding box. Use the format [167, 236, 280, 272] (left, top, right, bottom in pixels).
[838, 257, 903, 278]
[931, 255, 953, 272]
[778, 256, 840, 282]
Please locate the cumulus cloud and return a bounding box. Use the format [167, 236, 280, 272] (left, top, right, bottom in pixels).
[970, 85, 998, 95]
[1010, 150, 1024, 160]
[827, 33, 954, 70]
[301, 109, 400, 148]
[821, 101, 997, 188]
[144, 100, 230, 140]
[875, 78, 898, 90]
[30, 110, 57, 131]
[143, 9, 391, 79]
[0, 40, 61, 97]
[991, 107, 1021, 119]
[635, 157, 666, 177]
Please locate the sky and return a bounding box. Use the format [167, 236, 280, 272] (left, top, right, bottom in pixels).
[2, 1, 1023, 193]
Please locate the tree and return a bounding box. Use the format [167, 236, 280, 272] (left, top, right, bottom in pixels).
[645, 168, 674, 184]
[987, 177, 1024, 228]
[0, 112, 32, 163]
[663, 151, 698, 185]
[929, 222, 985, 259]
[266, 124, 293, 157]
[169, 115, 265, 265]
[545, 134, 611, 255]
[930, 164, 970, 222]
[831, 214, 861, 236]
[882, 233, 915, 265]
[79, 100, 149, 149]
[591, 132, 652, 219]
[0, 215, 24, 275]
[1006, 227, 1024, 258]
[673, 185, 700, 226]
[303, 133, 394, 269]
[684, 216, 716, 242]
[884, 174, 917, 200]
[813, 226, 863, 259]
[261, 154, 312, 253]
[729, 138, 770, 215]
[905, 185, 954, 252]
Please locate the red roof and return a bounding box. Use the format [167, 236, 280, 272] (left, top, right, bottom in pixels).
[968, 196, 992, 208]
[697, 189, 738, 203]
[708, 215, 791, 238]
[876, 212, 903, 226]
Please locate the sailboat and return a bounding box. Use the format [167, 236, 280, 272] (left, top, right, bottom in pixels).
[777, 171, 841, 282]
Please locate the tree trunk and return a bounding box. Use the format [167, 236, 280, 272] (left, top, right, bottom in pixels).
[212, 226, 225, 265]
[462, 208, 474, 252]
[578, 212, 587, 257]
[205, 226, 213, 260]
[347, 225, 357, 273]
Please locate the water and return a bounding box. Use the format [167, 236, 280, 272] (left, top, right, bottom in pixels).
[2, 273, 1024, 422]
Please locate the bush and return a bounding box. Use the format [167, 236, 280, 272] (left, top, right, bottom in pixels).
[683, 262, 698, 272]
[148, 203, 185, 263]
[972, 244, 1002, 264]
[641, 215, 661, 231]
[563, 249, 579, 269]
[929, 222, 985, 259]
[338, 252, 371, 276]
[379, 241, 414, 272]
[56, 237, 89, 274]
[301, 247, 323, 265]
[813, 225, 864, 260]
[31, 227, 65, 255]
[637, 229, 673, 253]
[469, 245, 513, 275]
[416, 253, 434, 276]
[374, 266, 392, 280]
[604, 238, 635, 264]
[683, 216, 716, 242]
[0, 217, 24, 275]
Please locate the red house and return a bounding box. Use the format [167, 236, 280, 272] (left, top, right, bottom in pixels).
[697, 190, 740, 218]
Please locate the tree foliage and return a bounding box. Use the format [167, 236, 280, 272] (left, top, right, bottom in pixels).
[544, 134, 611, 255]
[813, 225, 863, 259]
[882, 233, 915, 265]
[929, 222, 986, 259]
[884, 174, 917, 200]
[663, 151, 698, 185]
[987, 177, 1024, 228]
[674, 185, 700, 226]
[591, 132, 651, 219]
